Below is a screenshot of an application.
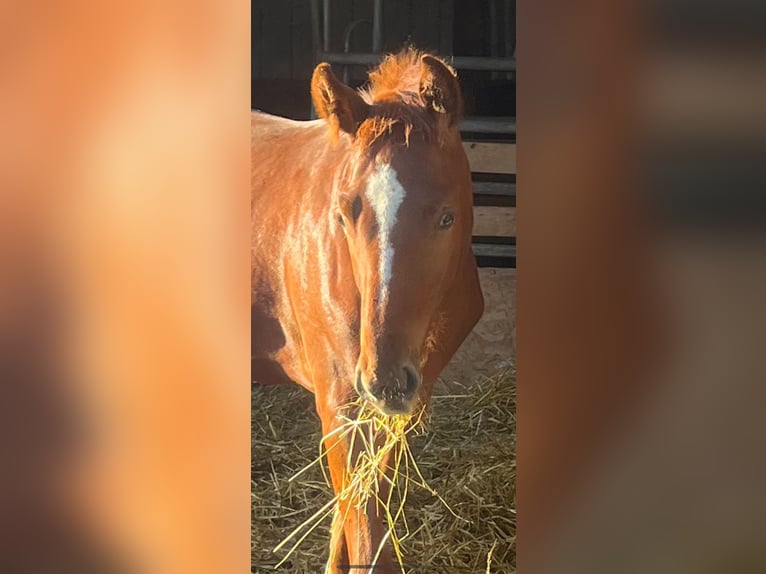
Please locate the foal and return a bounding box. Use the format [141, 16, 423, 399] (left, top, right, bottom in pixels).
[252, 49, 484, 572]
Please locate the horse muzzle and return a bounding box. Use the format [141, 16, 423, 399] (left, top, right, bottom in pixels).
[354, 362, 421, 416]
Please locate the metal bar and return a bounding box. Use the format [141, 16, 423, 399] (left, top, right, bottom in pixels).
[489, 0, 499, 80]
[322, 0, 331, 52]
[460, 116, 516, 136]
[504, 0, 513, 56]
[344, 20, 371, 53]
[310, 0, 321, 58]
[309, 0, 322, 119]
[343, 19, 372, 83]
[504, 0, 514, 80]
[317, 52, 516, 72]
[438, 0, 454, 56]
[372, 0, 383, 52]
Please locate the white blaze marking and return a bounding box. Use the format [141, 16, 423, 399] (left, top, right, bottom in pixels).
[364, 163, 406, 306]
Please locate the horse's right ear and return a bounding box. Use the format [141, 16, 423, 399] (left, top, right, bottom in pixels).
[311, 63, 370, 141]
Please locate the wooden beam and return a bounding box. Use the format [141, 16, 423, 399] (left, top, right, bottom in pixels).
[461, 116, 516, 136]
[472, 243, 516, 261]
[473, 206, 516, 237]
[317, 51, 516, 71]
[473, 181, 516, 197]
[463, 141, 516, 174]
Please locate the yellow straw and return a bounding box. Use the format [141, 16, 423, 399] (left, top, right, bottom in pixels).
[274, 396, 463, 571]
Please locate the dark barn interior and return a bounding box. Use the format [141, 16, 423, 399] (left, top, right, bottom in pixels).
[252, 0, 515, 123]
[252, 0, 516, 268]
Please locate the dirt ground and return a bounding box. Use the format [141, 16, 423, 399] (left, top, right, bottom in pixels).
[439, 267, 515, 386]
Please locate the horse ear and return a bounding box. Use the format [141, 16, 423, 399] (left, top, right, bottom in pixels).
[419, 54, 463, 126]
[311, 63, 370, 140]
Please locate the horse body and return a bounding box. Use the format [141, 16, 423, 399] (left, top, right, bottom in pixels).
[252, 49, 484, 572]
[252, 113, 357, 396]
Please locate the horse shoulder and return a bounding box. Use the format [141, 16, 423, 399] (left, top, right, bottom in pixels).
[251, 112, 333, 392]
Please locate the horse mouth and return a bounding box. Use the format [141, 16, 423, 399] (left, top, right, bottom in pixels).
[354, 382, 414, 417]
[353, 375, 415, 416]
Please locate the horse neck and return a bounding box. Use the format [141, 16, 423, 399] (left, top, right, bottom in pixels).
[297, 132, 354, 267]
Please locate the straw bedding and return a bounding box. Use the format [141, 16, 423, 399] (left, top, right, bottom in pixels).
[252, 364, 516, 573]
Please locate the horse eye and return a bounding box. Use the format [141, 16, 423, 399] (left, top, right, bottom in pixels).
[337, 213, 345, 227]
[439, 212, 455, 229]
[350, 196, 363, 222]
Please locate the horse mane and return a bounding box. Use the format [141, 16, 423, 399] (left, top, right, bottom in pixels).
[354, 48, 456, 150]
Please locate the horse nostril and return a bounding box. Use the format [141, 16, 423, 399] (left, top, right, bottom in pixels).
[368, 377, 385, 400]
[360, 364, 420, 405]
[402, 365, 420, 397]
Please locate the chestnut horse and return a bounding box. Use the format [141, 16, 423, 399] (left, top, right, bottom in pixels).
[251, 49, 484, 572]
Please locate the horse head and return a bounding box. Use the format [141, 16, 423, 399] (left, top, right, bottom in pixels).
[311, 53, 474, 415]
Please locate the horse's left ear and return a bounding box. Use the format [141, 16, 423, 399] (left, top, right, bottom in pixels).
[419, 54, 463, 126]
